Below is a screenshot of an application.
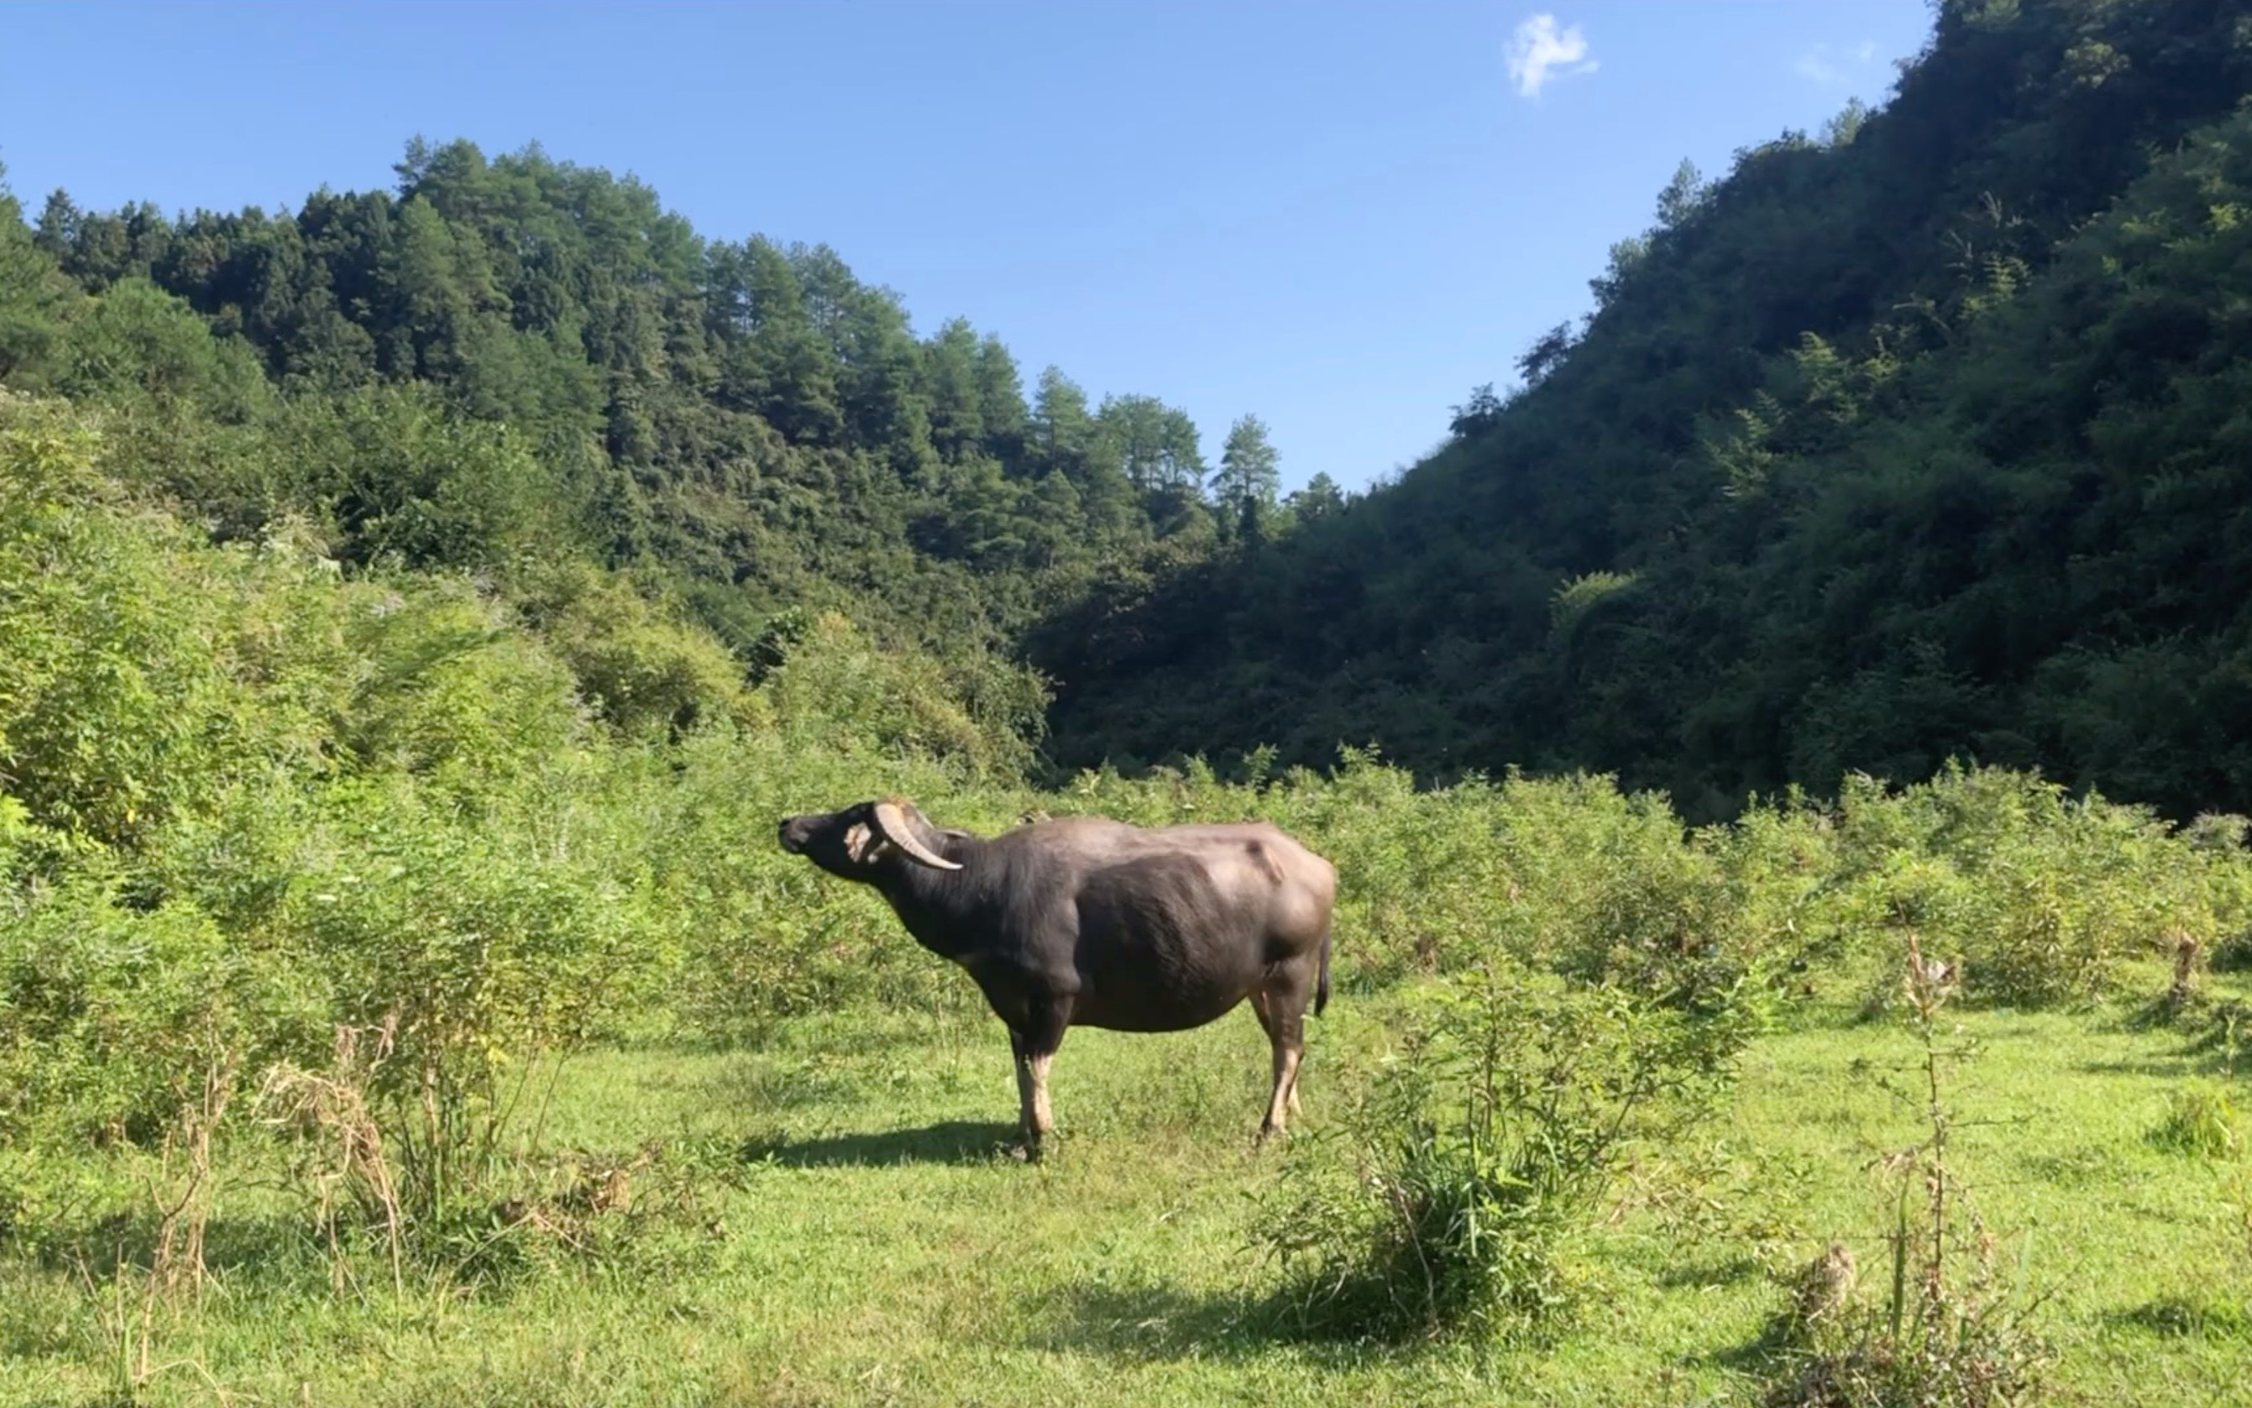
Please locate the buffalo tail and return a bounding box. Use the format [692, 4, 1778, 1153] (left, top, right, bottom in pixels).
[1315, 923, 1331, 1017]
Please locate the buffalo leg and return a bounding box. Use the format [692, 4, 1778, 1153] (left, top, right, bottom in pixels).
[1012, 1001, 1070, 1159]
[1250, 990, 1303, 1118]
[1263, 1043, 1302, 1138]
[1027, 1050, 1056, 1147]
[1252, 979, 1309, 1139]
[1009, 1029, 1036, 1151]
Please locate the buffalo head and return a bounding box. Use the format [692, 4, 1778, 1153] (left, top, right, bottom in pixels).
[777, 796, 962, 879]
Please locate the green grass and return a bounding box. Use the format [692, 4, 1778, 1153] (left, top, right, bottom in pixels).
[7, 978, 2252, 1406]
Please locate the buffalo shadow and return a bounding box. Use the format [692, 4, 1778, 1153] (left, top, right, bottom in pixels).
[1033, 1279, 1362, 1366]
[739, 1119, 1022, 1168]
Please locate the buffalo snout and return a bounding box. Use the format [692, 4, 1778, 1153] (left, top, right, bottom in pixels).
[779, 816, 812, 853]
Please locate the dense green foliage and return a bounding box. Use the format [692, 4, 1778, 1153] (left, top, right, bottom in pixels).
[18, 1, 2251, 828]
[11, 0, 2252, 1395]
[1036, 0, 2252, 822]
[3, 388, 2251, 1397]
[7, 136, 1286, 688]
[0, 394, 998, 1207]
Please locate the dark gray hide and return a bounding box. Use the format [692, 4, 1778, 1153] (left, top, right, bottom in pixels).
[777, 796, 1336, 1156]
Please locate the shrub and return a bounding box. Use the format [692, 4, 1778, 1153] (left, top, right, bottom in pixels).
[2149, 1082, 2242, 1157]
[0, 397, 239, 844]
[48, 278, 273, 424]
[331, 578, 589, 792]
[1827, 766, 2252, 1009]
[511, 560, 764, 740]
[1488, 772, 1771, 1014]
[277, 382, 585, 571]
[1256, 960, 1749, 1344]
[640, 729, 1024, 1041]
[1764, 939, 2049, 1407]
[0, 875, 321, 1149]
[764, 611, 1039, 781]
[1278, 751, 1511, 985]
[269, 775, 666, 1232]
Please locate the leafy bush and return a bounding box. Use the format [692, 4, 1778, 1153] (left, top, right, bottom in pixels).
[48, 278, 273, 424]
[1257, 749, 1509, 985]
[1486, 772, 1791, 1016]
[512, 560, 765, 740]
[1256, 961, 1749, 1344]
[0, 877, 318, 1149]
[267, 775, 667, 1227]
[0, 395, 370, 846]
[277, 382, 585, 571]
[765, 610, 1040, 781]
[1548, 568, 1638, 643]
[0, 396, 241, 844]
[2149, 1082, 2243, 1158]
[1826, 766, 2250, 1008]
[332, 579, 590, 791]
[640, 728, 1024, 1041]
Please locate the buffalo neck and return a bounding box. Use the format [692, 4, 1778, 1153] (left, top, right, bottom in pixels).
[878, 834, 991, 961]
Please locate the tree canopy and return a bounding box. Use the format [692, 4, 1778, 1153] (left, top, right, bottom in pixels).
[1029, 0, 2252, 822]
[10, 0, 2252, 824]
[9, 140, 1244, 681]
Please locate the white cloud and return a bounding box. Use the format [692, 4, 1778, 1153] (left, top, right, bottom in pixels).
[1796, 40, 1879, 89]
[1507, 14, 1597, 99]
[1795, 47, 1846, 86]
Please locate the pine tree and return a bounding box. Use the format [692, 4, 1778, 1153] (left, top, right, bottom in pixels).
[1215, 413, 1280, 515]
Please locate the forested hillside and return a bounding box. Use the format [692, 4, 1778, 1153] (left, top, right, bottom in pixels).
[3, 136, 1312, 748]
[18, 6, 2252, 1398]
[10, 0, 2252, 828]
[1036, 0, 2252, 821]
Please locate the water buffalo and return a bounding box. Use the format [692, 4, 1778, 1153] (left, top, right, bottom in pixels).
[777, 797, 1336, 1157]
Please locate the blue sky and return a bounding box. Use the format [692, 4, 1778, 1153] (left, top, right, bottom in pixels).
[2, 1, 1932, 494]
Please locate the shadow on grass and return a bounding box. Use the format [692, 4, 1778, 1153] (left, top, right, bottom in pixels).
[2078, 1054, 2202, 1079]
[703, 1063, 868, 1114]
[2110, 1293, 2252, 1340]
[740, 1119, 1022, 1168]
[1700, 1309, 1804, 1378]
[1032, 1279, 1397, 1370]
[1654, 1253, 1762, 1290]
[2103, 994, 2252, 1072]
[2018, 1145, 2118, 1187]
[14, 1210, 319, 1282]
[10, 1202, 574, 1301]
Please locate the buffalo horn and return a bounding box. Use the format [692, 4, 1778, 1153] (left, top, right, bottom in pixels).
[872, 799, 962, 871]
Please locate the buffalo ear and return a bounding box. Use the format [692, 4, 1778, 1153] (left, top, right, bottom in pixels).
[843, 822, 886, 863]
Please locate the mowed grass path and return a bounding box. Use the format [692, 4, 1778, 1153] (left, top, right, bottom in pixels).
[7, 977, 2252, 1406]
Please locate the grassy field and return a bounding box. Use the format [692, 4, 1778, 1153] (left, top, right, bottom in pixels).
[11, 284, 2252, 1406]
[6, 964, 2251, 1407]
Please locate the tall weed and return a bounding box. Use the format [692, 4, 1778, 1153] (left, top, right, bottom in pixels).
[1256, 960, 1750, 1345]
[1763, 938, 2049, 1406]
